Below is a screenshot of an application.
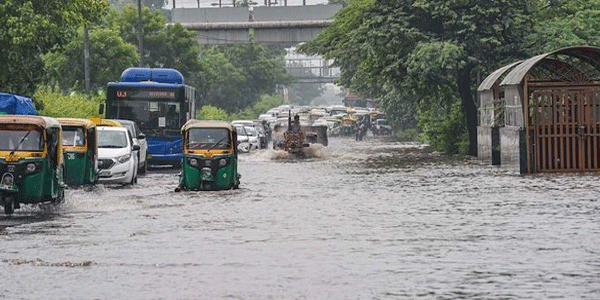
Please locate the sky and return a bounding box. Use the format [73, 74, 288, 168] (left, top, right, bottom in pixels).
[167, 0, 329, 8]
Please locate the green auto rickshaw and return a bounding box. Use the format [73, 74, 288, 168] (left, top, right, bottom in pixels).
[177, 120, 240, 191]
[0, 115, 65, 214]
[58, 118, 98, 186]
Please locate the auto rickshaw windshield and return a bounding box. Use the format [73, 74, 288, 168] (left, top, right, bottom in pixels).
[188, 128, 231, 149]
[0, 129, 44, 151]
[62, 126, 86, 146]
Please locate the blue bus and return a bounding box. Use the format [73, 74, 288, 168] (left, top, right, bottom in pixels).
[102, 68, 197, 167]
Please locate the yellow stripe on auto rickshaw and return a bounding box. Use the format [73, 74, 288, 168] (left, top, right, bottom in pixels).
[0, 150, 46, 162]
[186, 149, 232, 158]
[62, 145, 87, 152]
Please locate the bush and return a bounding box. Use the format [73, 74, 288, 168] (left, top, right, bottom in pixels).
[34, 86, 103, 118]
[196, 105, 228, 121]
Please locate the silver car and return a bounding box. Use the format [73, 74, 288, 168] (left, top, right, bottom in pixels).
[111, 119, 148, 174]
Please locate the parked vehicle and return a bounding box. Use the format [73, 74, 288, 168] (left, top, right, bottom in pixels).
[97, 126, 139, 185]
[253, 123, 268, 149]
[244, 126, 260, 150]
[177, 120, 240, 191]
[0, 115, 65, 215]
[57, 118, 99, 186]
[373, 118, 392, 135]
[111, 119, 148, 174]
[234, 125, 250, 153]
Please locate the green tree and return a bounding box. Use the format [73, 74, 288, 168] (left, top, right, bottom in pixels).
[42, 27, 139, 92]
[301, 0, 532, 155]
[109, 5, 201, 85]
[0, 0, 108, 95]
[524, 0, 600, 54]
[198, 44, 292, 113]
[196, 105, 229, 121]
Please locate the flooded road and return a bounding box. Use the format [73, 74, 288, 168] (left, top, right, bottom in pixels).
[1, 136, 599, 299]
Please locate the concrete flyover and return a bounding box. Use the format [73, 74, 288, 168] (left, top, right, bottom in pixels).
[171, 4, 342, 46]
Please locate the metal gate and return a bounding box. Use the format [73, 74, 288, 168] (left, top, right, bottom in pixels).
[526, 84, 600, 172]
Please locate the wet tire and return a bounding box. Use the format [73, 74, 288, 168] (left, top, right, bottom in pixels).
[3, 195, 14, 215]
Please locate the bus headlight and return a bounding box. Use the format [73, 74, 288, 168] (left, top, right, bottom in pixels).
[26, 163, 36, 173]
[219, 158, 227, 166]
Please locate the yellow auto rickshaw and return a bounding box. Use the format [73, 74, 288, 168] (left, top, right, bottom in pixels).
[58, 118, 98, 186]
[0, 115, 65, 214]
[177, 120, 240, 191]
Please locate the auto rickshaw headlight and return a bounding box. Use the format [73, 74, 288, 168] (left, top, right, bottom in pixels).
[219, 158, 227, 166]
[2, 174, 14, 186]
[189, 158, 198, 166]
[26, 163, 36, 173]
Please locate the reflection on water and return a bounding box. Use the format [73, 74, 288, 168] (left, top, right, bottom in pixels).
[0, 136, 599, 299]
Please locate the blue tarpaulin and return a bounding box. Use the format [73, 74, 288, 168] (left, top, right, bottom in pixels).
[0, 92, 38, 115]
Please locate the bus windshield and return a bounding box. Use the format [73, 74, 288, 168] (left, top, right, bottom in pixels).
[106, 99, 183, 134]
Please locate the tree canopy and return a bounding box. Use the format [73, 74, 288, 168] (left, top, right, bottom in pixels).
[0, 0, 108, 95]
[301, 0, 533, 154]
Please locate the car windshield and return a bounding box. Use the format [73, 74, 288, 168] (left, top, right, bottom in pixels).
[235, 126, 247, 136]
[98, 130, 128, 148]
[62, 126, 85, 146]
[245, 126, 257, 136]
[187, 128, 231, 149]
[0, 130, 44, 151]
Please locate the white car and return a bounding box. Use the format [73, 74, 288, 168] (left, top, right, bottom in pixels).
[97, 126, 140, 185]
[244, 126, 260, 150]
[234, 125, 250, 153]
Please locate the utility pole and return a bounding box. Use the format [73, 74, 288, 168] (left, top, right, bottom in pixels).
[84, 25, 91, 93]
[138, 0, 143, 67]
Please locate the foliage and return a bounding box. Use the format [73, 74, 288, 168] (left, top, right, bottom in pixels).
[300, 0, 533, 155]
[109, 5, 201, 85]
[42, 27, 139, 92]
[524, 0, 600, 55]
[35, 86, 104, 118]
[198, 44, 292, 113]
[0, 0, 108, 95]
[230, 94, 286, 121]
[196, 105, 229, 121]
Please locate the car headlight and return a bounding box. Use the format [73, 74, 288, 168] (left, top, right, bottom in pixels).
[189, 158, 198, 166]
[116, 153, 131, 163]
[219, 158, 227, 166]
[26, 163, 36, 173]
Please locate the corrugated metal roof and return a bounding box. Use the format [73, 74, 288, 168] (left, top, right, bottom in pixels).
[500, 46, 600, 86]
[477, 61, 522, 91]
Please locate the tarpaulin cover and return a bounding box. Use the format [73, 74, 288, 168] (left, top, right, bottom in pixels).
[0, 92, 38, 115]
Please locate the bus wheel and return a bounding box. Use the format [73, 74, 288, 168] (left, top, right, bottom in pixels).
[3, 194, 15, 215]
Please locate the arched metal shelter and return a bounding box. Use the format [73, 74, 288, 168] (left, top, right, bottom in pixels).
[478, 46, 600, 173]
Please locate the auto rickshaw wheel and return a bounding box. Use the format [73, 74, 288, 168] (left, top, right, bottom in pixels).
[3, 195, 15, 215]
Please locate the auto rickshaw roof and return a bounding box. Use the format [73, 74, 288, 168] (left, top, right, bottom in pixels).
[181, 119, 234, 132]
[0, 115, 60, 129]
[89, 117, 122, 127]
[58, 117, 97, 129]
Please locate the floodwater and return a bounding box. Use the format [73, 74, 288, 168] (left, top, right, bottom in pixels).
[1, 136, 599, 299]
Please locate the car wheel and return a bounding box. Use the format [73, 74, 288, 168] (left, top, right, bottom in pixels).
[139, 161, 147, 175]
